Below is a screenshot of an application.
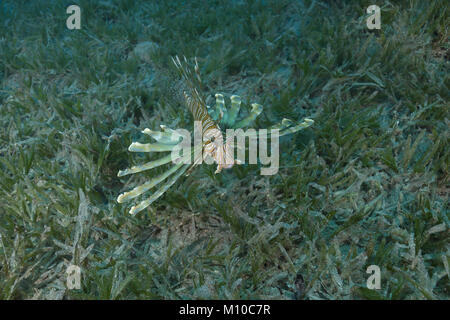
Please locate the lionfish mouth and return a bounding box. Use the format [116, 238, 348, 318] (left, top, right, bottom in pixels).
[202, 127, 236, 174]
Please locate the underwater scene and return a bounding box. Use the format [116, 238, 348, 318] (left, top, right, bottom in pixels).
[0, 0, 448, 301]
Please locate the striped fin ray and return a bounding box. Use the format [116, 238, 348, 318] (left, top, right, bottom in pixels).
[228, 117, 314, 139]
[142, 127, 182, 145]
[117, 162, 185, 204]
[129, 164, 190, 215]
[226, 95, 241, 127]
[206, 103, 219, 122]
[214, 93, 227, 124]
[172, 55, 220, 136]
[275, 118, 314, 137]
[234, 103, 263, 128]
[171, 56, 207, 120]
[183, 91, 218, 135]
[128, 141, 176, 152]
[117, 153, 176, 177]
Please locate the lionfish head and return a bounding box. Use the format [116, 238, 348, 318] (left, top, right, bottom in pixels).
[202, 127, 236, 174]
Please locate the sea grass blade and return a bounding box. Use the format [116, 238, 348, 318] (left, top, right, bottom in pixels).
[129, 164, 190, 215]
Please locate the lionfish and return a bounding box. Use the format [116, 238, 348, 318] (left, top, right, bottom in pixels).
[117, 56, 314, 215]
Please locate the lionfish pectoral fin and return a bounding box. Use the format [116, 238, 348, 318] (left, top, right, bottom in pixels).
[142, 128, 182, 145]
[129, 164, 190, 215]
[183, 143, 203, 176]
[128, 141, 176, 152]
[117, 153, 175, 177]
[207, 104, 219, 121]
[278, 118, 314, 137]
[225, 95, 241, 127]
[117, 162, 185, 204]
[234, 103, 263, 128]
[214, 93, 227, 124]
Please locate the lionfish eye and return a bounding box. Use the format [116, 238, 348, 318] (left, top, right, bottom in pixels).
[210, 136, 215, 142]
